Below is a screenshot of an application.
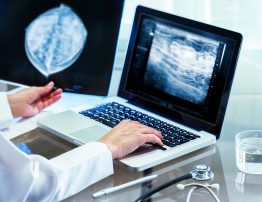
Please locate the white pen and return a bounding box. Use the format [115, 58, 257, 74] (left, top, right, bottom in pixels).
[92, 174, 158, 198]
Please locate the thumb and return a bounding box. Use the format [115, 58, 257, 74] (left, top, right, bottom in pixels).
[35, 81, 54, 97]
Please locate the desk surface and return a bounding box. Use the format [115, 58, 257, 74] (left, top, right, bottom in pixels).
[1, 82, 261, 202]
[63, 94, 262, 202]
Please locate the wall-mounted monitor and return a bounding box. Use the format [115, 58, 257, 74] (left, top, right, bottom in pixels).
[0, 0, 124, 95]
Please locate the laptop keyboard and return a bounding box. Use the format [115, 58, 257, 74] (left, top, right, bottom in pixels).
[79, 102, 200, 149]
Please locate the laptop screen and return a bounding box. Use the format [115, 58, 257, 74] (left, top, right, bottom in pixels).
[119, 6, 242, 137]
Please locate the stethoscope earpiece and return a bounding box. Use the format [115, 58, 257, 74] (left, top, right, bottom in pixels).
[176, 182, 220, 202]
[176, 183, 220, 191]
[210, 183, 220, 190]
[176, 183, 186, 190]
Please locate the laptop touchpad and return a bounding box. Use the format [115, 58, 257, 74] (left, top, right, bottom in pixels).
[70, 126, 109, 143]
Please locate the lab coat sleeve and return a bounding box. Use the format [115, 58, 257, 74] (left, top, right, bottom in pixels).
[0, 134, 114, 202]
[49, 142, 114, 201]
[0, 92, 14, 129]
[0, 134, 35, 202]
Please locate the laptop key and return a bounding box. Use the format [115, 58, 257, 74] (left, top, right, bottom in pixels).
[162, 140, 177, 147]
[147, 143, 167, 150]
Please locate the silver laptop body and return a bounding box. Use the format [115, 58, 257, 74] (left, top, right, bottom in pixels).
[38, 6, 242, 172]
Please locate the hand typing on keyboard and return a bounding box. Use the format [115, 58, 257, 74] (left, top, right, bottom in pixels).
[80, 102, 200, 152]
[99, 120, 163, 159]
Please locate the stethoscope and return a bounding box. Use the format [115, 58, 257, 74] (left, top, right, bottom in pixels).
[135, 164, 220, 202]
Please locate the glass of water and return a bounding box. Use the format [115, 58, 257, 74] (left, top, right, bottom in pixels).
[236, 130, 262, 174]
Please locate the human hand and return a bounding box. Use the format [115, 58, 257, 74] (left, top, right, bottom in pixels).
[7, 81, 62, 118]
[99, 120, 163, 159]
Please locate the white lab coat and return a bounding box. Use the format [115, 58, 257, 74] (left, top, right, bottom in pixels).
[0, 92, 13, 129]
[0, 92, 114, 201]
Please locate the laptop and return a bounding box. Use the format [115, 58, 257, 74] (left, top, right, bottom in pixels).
[37, 6, 242, 172]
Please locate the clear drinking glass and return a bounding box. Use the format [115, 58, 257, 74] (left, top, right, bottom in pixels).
[236, 130, 262, 174]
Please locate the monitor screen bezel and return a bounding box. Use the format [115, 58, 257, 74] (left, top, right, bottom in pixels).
[118, 6, 242, 138]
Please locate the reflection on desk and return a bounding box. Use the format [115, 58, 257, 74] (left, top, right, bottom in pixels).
[235, 171, 262, 196]
[10, 128, 77, 159]
[64, 145, 229, 202]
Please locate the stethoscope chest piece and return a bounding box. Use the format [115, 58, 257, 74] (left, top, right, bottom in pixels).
[190, 164, 214, 181]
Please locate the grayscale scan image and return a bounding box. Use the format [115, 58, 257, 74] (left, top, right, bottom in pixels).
[25, 4, 87, 77]
[143, 20, 220, 104]
[0, 0, 124, 95]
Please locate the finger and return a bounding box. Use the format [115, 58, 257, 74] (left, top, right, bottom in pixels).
[41, 88, 62, 103]
[34, 81, 55, 98]
[144, 134, 163, 146]
[47, 88, 63, 98]
[42, 94, 62, 108]
[43, 81, 55, 93]
[35, 99, 44, 112]
[123, 120, 140, 125]
[140, 126, 163, 139]
[117, 119, 139, 127]
[38, 94, 61, 110]
[53, 88, 63, 95]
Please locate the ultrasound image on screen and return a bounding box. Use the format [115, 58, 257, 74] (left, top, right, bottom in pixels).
[143, 19, 222, 104]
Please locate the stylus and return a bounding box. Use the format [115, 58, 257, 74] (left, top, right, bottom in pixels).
[92, 174, 158, 198]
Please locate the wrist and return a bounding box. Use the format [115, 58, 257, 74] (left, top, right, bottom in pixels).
[7, 94, 19, 118]
[99, 140, 118, 159]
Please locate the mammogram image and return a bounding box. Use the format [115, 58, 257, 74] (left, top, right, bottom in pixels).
[25, 4, 87, 77]
[143, 21, 220, 105]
